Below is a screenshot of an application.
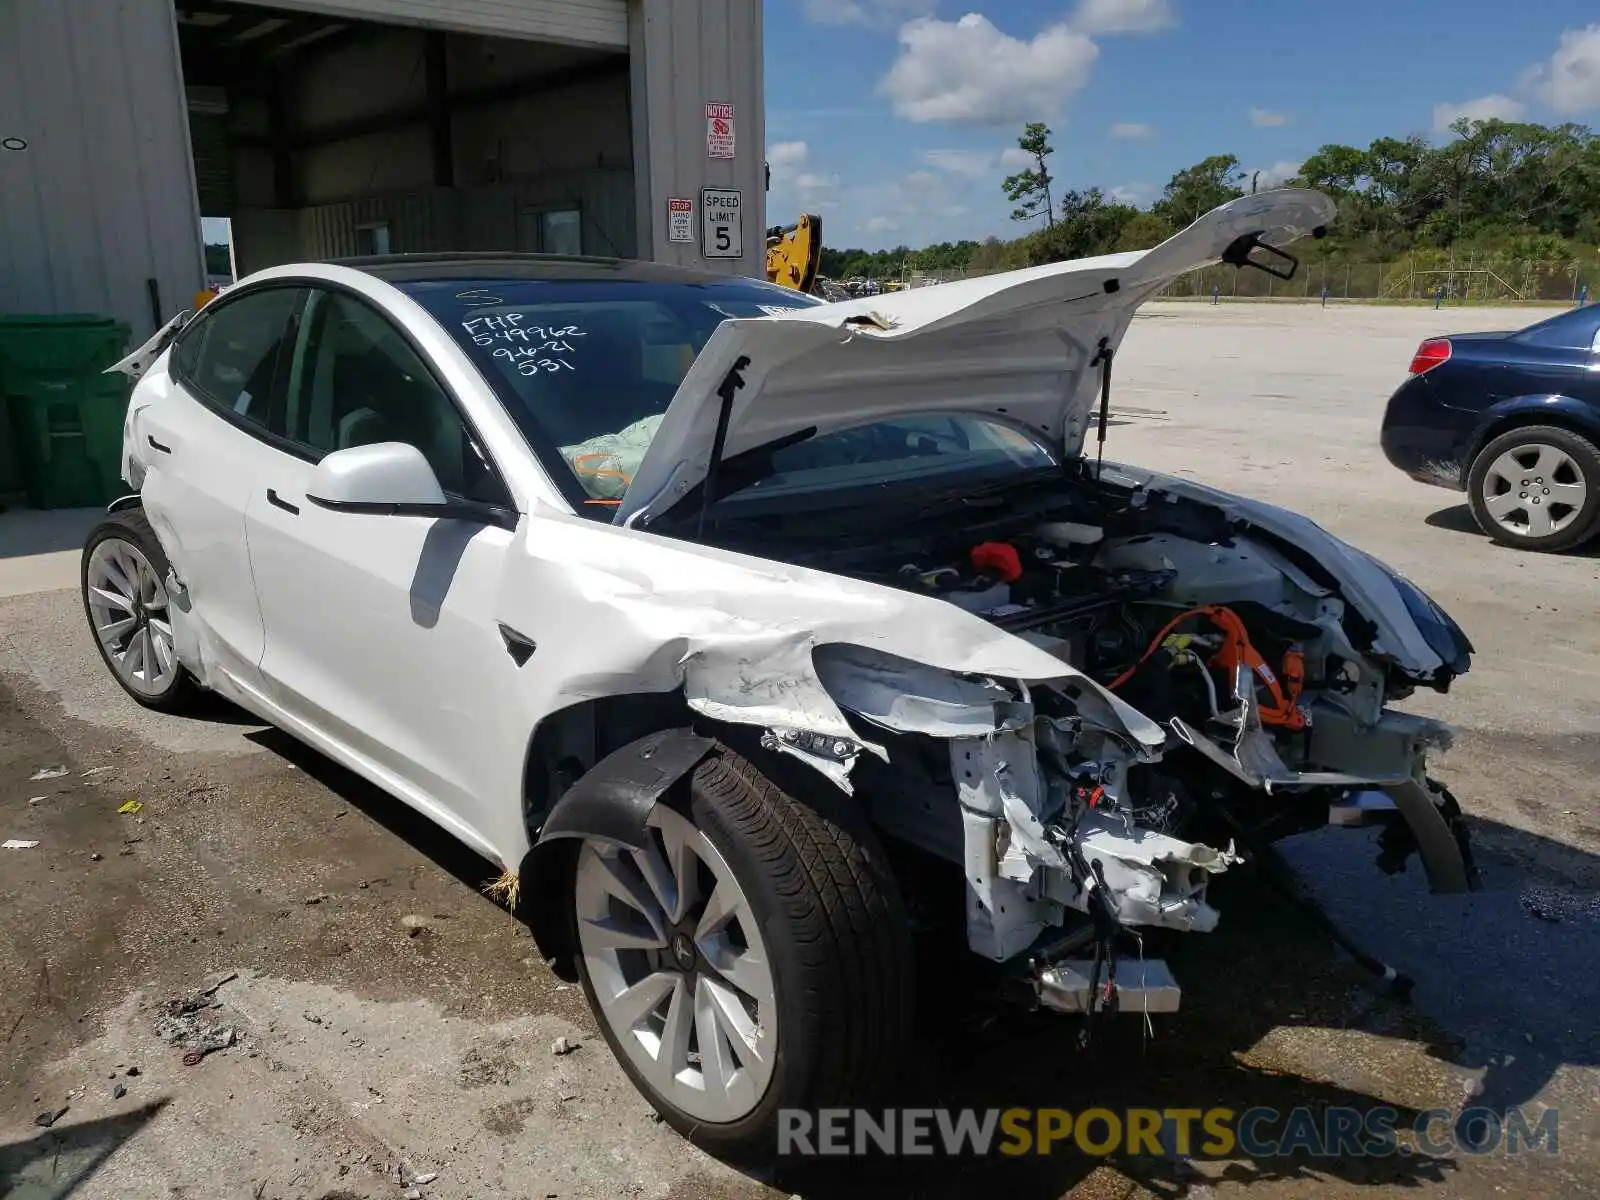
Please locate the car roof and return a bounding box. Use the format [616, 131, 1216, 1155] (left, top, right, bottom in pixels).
[334, 252, 747, 287]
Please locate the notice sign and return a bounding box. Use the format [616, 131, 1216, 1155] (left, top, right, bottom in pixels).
[705, 102, 735, 160]
[667, 197, 694, 243]
[701, 188, 742, 258]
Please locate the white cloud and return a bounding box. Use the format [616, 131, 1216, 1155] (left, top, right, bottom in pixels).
[1248, 107, 1287, 127]
[1109, 183, 1154, 206]
[767, 141, 809, 173]
[790, 169, 842, 210]
[1071, 0, 1175, 35]
[999, 146, 1036, 169]
[1247, 161, 1303, 189]
[879, 14, 1099, 125]
[866, 215, 899, 234]
[921, 149, 996, 179]
[803, 0, 934, 27]
[1539, 24, 1600, 115]
[1432, 25, 1599, 131]
[1431, 93, 1527, 133]
[1110, 122, 1154, 139]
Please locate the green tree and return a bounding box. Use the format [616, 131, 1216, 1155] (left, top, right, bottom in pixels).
[1114, 210, 1176, 251]
[822, 118, 1600, 289]
[1154, 154, 1245, 227]
[1003, 122, 1056, 228]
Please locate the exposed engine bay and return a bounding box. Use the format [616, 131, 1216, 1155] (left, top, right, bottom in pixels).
[692, 465, 1477, 1015]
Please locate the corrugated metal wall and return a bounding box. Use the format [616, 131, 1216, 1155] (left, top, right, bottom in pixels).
[629, 0, 765, 275]
[0, 0, 205, 337]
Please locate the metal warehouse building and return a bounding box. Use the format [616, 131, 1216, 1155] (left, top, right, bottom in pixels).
[0, 0, 765, 339]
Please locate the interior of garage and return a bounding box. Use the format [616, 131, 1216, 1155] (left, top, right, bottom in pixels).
[174, 2, 638, 275]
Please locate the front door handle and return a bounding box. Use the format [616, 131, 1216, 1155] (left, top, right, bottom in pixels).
[266, 488, 300, 515]
[147, 434, 172, 454]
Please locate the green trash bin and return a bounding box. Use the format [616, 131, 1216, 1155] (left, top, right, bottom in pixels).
[0, 314, 132, 510]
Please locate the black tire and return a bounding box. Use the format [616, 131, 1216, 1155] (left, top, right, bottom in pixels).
[81, 508, 203, 712]
[1466, 425, 1600, 552]
[571, 744, 913, 1161]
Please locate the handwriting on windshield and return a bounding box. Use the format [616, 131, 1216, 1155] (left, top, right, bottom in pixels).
[461, 312, 587, 376]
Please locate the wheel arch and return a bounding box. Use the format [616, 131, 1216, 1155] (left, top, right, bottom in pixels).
[1469, 397, 1600, 467]
[513, 692, 707, 977]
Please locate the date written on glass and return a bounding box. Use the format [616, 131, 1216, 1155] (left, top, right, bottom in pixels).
[460, 312, 587, 376]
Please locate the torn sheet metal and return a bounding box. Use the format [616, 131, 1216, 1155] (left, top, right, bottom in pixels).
[1058, 811, 1239, 932]
[813, 645, 1019, 738]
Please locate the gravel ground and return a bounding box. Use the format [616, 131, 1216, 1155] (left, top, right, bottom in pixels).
[1, 300, 1596, 1200]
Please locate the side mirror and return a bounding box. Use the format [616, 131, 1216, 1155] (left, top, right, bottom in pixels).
[304, 442, 514, 529]
[305, 442, 448, 511]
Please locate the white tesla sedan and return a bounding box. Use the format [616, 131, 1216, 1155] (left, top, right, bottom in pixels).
[84, 191, 1476, 1159]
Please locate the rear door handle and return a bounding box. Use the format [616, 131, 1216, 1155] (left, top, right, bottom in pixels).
[147, 435, 172, 454]
[266, 488, 300, 515]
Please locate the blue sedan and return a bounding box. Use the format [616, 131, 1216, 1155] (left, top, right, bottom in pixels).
[1381, 304, 1600, 552]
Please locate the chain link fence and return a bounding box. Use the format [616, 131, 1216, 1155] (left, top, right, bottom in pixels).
[902, 257, 1598, 305]
[1157, 256, 1598, 304]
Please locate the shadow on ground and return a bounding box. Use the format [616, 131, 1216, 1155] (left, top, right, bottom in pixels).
[0, 508, 103, 562]
[225, 718, 1600, 1199]
[0, 1101, 168, 1199]
[1426, 502, 1600, 557]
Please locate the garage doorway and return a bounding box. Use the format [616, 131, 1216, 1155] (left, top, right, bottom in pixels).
[172, 1, 636, 274]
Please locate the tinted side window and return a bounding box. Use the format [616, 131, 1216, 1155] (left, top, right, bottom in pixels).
[283, 290, 503, 503]
[174, 289, 302, 429]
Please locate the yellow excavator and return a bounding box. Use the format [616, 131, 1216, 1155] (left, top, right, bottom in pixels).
[765, 213, 823, 294]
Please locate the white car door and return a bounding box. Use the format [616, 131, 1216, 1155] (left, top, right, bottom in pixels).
[134, 286, 307, 700]
[242, 286, 527, 857]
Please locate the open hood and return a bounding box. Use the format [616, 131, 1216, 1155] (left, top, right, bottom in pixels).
[618, 189, 1336, 527]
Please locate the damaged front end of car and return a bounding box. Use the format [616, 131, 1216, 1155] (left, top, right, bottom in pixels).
[791, 473, 1477, 1019]
[588, 189, 1476, 1023]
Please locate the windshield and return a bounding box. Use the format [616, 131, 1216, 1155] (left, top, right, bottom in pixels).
[402, 275, 818, 510]
[404, 274, 1057, 517]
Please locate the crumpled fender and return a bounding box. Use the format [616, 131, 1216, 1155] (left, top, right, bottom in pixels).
[490, 508, 1166, 836]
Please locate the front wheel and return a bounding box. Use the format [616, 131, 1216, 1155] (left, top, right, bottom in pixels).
[570, 746, 912, 1160]
[1466, 425, 1600, 552]
[81, 509, 201, 711]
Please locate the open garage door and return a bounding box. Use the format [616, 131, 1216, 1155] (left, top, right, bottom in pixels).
[215, 0, 626, 49]
[176, 0, 637, 272]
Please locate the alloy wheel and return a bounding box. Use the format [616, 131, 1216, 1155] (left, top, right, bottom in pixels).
[1480, 443, 1589, 540]
[574, 804, 777, 1124]
[85, 537, 180, 697]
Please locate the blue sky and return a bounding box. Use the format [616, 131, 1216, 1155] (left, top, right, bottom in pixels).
[764, 0, 1600, 249]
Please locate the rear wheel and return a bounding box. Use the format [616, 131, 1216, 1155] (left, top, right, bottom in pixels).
[81, 509, 201, 711]
[570, 746, 912, 1160]
[1467, 425, 1600, 552]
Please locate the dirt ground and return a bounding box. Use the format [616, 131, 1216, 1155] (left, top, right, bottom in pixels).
[2, 300, 1597, 1200]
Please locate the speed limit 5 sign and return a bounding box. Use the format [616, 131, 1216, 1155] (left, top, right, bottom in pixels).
[700, 187, 742, 259]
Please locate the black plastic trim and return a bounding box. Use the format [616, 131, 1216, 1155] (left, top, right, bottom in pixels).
[303, 492, 517, 530]
[534, 728, 717, 851]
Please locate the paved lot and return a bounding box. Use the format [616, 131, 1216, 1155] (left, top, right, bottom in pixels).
[2, 301, 1597, 1199]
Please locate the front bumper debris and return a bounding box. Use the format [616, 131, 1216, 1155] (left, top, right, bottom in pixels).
[1035, 958, 1183, 1015]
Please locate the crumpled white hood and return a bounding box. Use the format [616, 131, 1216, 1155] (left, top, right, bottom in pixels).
[618, 189, 1336, 526]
